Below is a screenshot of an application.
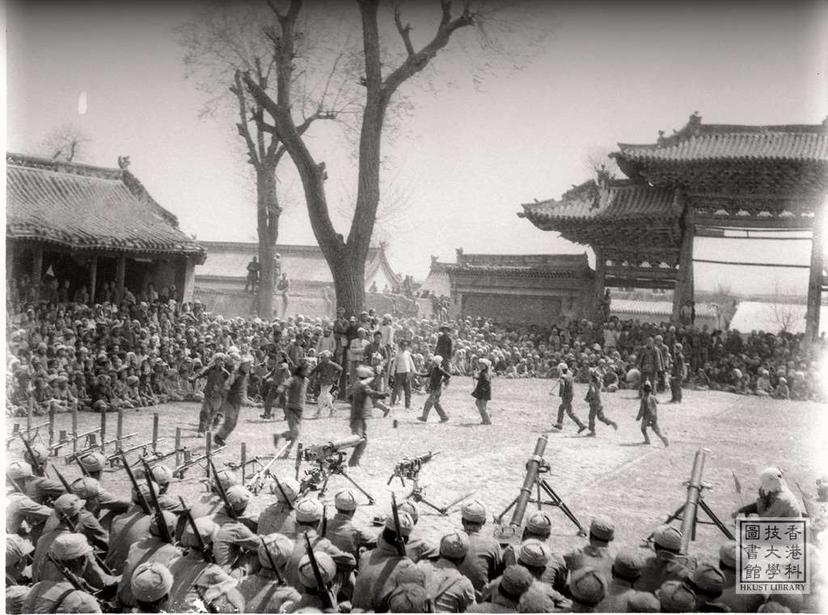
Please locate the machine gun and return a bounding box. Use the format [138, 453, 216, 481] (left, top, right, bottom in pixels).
[494, 435, 587, 545]
[648, 448, 733, 553]
[387, 451, 472, 516]
[295, 435, 374, 504]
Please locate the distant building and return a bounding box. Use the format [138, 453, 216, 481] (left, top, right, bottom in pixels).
[5, 153, 204, 302]
[610, 298, 720, 330]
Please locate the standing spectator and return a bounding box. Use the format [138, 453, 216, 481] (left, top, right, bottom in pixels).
[244, 256, 260, 294]
[277, 273, 290, 318]
[471, 357, 492, 425]
[435, 324, 453, 364]
[390, 340, 415, 409]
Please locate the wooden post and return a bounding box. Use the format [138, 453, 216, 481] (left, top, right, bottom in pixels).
[88, 256, 98, 305]
[672, 203, 695, 323]
[240, 443, 247, 485]
[71, 406, 78, 453]
[592, 247, 606, 322]
[99, 410, 107, 455]
[27, 398, 33, 434]
[116, 409, 124, 453]
[152, 414, 159, 452]
[32, 244, 43, 301]
[48, 404, 55, 451]
[805, 206, 825, 342]
[205, 432, 212, 480]
[174, 428, 182, 468]
[116, 254, 126, 300]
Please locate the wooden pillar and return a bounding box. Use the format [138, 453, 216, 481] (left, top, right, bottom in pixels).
[672, 204, 695, 323]
[88, 256, 98, 304]
[592, 247, 606, 322]
[805, 206, 825, 342]
[32, 244, 43, 301]
[116, 254, 126, 299]
[182, 257, 196, 302]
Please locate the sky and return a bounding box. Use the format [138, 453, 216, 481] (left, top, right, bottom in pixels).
[5, 0, 828, 295]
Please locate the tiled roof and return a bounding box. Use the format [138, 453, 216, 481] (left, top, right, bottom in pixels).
[519, 179, 680, 224]
[6, 154, 204, 258]
[445, 252, 592, 278]
[614, 114, 828, 164]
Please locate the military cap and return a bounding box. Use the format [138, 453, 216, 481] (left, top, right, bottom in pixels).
[570, 567, 608, 606]
[7, 460, 33, 480]
[590, 516, 615, 542]
[92, 400, 108, 412]
[258, 533, 294, 570]
[137, 464, 172, 487]
[224, 485, 251, 513]
[149, 510, 178, 538]
[517, 538, 549, 568]
[398, 499, 419, 524]
[181, 517, 217, 548]
[611, 548, 643, 581]
[6, 534, 34, 567]
[23, 442, 49, 466]
[54, 493, 86, 518]
[131, 562, 174, 603]
[388, 583, 429, 613]
[384, 511, 414, 537]
[50, 533, 93, 560]
[157, 494, 183, 512]
[518, 587, 556, 613]
[213, 469, 239, 490]
[334, 489, 358, 512]
[397, 565, 427, 587]
[627, 591, 661, 612]
[653, 524, 683, 552]
[132, 482, 156, 504]
[54, 590, 102, 613]
[295, 497, 324, 523]
[499, 565, 534, 599]
[719, 541, 737, 570]
[6, 585, 30, 614]
[461, 499, 487, 524]
[71, 477, 101, 499]
[525, 510, 552, 535]
[298, 551, 336, 588]
[692, 563, 726, 597]
[656, 580, 696, 612]
[270, 476, 300, 502]
[440, 531, 470, 559]
[79, 452, 106, 473]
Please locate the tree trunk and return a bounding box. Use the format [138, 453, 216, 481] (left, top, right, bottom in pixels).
[332, 248, 365, 317]
[256, 165, 279, 318]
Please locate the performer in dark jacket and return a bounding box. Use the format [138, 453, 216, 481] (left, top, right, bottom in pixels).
[435, 324, 453, 364]
[418, 355, 451, 423]
[552, 363, 586, 433]
[349, 365, 388, 467]
[471, 358, 492, 425]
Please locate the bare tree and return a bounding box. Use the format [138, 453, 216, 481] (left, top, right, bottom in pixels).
[242, 0, 488, 315]
[770, 280, 800, 334]
[42, 123, 90, 162]
[178, 1, 354, 317]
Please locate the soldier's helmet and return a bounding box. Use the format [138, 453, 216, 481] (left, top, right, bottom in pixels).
[131, 562, 174, 604]
[298, 551, 336, 588]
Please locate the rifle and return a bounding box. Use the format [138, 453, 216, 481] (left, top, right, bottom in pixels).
[18, 433, 43, 474]
[47, 553, 99, 595]
[179, 496, 214, 563]
[207, 456, 238, 521]
[321, 505, 328, 538]
[258, 536, 286, 585]
[273, 476, 294, 510]
[303, 532, 336, 610]
[6, 473, 25, 494]
[51, 466, 73, 493]
[76, 457, 91, 477]
[121, 452, 151, 515]
[245, 455, 279, 495]
[140, 458, 174, 544]
[390, 493, 406, 557]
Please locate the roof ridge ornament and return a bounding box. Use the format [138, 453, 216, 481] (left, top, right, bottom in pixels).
[117, 155, 131, 170]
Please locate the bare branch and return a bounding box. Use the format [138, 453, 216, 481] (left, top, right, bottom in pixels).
[393, 6, 415, 57]
[232, 71, 260, 169]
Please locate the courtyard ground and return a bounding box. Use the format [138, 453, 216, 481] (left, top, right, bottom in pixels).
[9, 379, 826, 565]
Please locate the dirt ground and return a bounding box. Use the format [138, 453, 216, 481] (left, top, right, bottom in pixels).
[10, 379, 826, 565]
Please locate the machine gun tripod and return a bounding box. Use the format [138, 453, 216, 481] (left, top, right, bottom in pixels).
[386, 451, 473, 516]
[296, 436, 374, 504]
[495, 435, 587, 538]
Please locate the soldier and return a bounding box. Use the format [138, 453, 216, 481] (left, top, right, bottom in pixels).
[33, 494, 108, 581]
[636, 381, 669, 447]
[191, 352, 230, 436]
[22, 579, 100, 615]
[190, 469, 239, 519]
[564, 516, 616, 582]
[733, 467, 802, 518]
[398, 500, 438, 563]
[212, 485, 261, 576]
[34, 533, 117, 597]
[626, 591, 661, 612]
[237, 533, 302, 612]
[130, 562, 173, 613]
[77, 452, 130, 520]
[568, 567, 608, 612]
[417, 355, 452, 423]
[512, 540, 570, 609]
[105, 483, 155, 574]
[502, 510, 566, 594]
[458, 500, 503, 594]
[551, 362, 587, 433]
[6, 534, 35, 586]
[11, 455, 64, 506]
[326, 489, 378, 558]
[655, 580, 696, 613]
[685, 563, 729, 611]
[258, 476, 299, 538]
[283, 498, 356, 592]
[595, 548, 648, 612]
[467, 564, 534, 613]
[387, 582, 430, 613]
[134, 464, 174, 496]
[6, 461, 52, 545]
[422, 532, 476, 612]
[716, 541, 763, 613]
[352, 512, 418, 612]
[637, 525, 694, 593]
[585, 370, 618, 436]
[285, 551, 337, 612]
[116, 510, 181, 608]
